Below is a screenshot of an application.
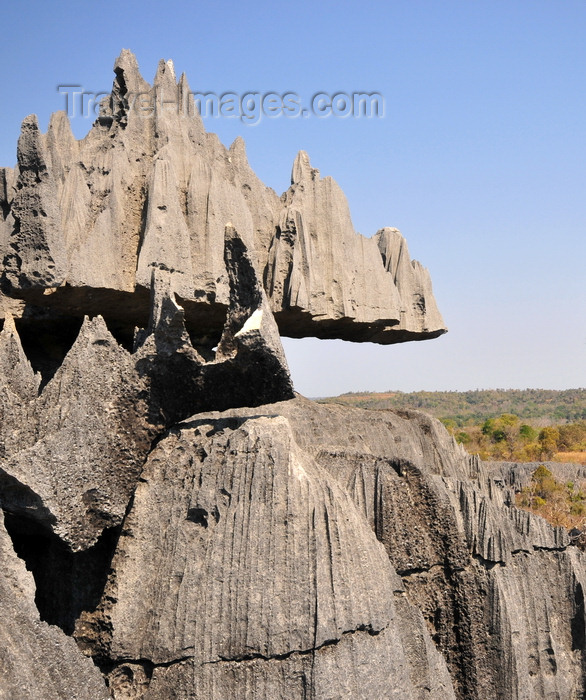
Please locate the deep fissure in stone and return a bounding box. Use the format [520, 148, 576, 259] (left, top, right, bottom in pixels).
[3, 512, 120, 635]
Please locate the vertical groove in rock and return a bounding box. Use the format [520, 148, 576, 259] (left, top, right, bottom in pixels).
[2, 50, 585, 700]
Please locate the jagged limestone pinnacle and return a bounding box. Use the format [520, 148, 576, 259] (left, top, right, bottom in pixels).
[0, 50, 446, 346]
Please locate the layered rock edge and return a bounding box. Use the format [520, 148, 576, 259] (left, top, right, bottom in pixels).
[1, 312, 585, 698]
[0, 50, 446, 345]
[2, 50, 584, 700]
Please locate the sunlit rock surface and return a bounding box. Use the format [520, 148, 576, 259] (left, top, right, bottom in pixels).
[1, 52, 583, 700]
[0, 49, 446, 346]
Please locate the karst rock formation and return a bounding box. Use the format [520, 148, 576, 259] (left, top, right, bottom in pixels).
[0, 51, 584, 700]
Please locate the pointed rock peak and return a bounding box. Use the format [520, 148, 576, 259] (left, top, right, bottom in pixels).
[112, 49, 150, 104]
[49, 315, 123, 368]
[46, 111, 76, 157]
[166, 59, 176, 81]
[113, 49, 140, 84]
[178, 71, 191, 98]
[20, 114, 39, 131]
[154, 58, 177, 89]
[114, 48, 140, 75]
[47, 111, 73, 139]
[291, 150, 319, 185]
[229, 136, 247, 161]
[375, 227, 409, 271]
[43, 315, 133, 392]
[74, 314, 119, 348]
[140, 268, 193, 353]
[0, 313, 41, 398]
[178, 71, 206, 136]
[17, 115, 48, 173]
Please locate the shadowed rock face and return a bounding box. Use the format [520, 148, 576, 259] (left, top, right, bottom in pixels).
[0, 224, 294, 552]
[0, 50, 446, 346]
[0, 511, 109, 699]
[1, 51, 584, 700]
[2, 307, 586, 700]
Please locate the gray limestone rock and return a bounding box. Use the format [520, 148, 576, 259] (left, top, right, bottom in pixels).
[76, 412, 455, 700]
[0, 345, 585, 699]
[133, 223, 294, 424]
[0, 513, 109, 700]
[164, 398, 586, 700]
[0, 314, 39, 402]
[0, 50, 446, 346]
[132, 269, 206, 427]
[265, 153, 444, 342]
[376, 227, 445, 338]
[1, 116, 66, 291]
[1, 48, 584, 700]
[0, 220, 293, 552]
[201, 224, 295, 411]
[0, 314, 40, 459]
[0, 315, 154, 550]
[0, 236, 293, 553]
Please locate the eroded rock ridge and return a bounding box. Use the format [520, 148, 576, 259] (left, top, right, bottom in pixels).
[0, 49, 445, 346]
[0, 52, 583, 700]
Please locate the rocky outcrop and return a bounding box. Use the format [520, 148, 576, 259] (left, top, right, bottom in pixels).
[75, 411, 455, 700]
[95, 397, 580, 700]
[0, 224, 294, 552]
[1, 51, 583, 700]
[266, 154, 444, 342]
[0, 513, 109, 699]
[0, 50, 446, 345]
[1, 305, 585, 697]
[0, 313, 152, 550]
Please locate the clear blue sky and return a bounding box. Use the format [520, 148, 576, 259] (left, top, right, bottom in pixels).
[1, 0, 584, 396]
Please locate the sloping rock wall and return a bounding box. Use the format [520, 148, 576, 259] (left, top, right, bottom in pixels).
[0, 51, 582, 700]
[0, 513, 110, 700]
[1, 311, 585, 699]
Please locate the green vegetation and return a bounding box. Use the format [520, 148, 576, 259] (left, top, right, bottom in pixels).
[516, 465, 586, 529]
[317, 388, 586, 424]
[452, 415, 586, 462]
[317, 389, 586, 464]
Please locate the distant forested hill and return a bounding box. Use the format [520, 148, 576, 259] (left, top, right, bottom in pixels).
[316, 389, 586, 425]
